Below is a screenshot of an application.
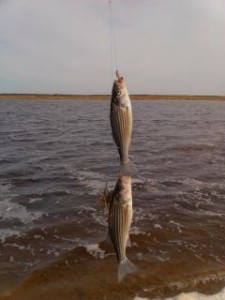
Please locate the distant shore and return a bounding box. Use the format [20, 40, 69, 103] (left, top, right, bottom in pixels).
[0, 93, 225, 101]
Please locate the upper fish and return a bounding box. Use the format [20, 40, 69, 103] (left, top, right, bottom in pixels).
[110, 72, 135, 175]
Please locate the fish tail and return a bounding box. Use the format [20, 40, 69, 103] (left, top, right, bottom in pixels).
[120, 160, 137, 176]
[118, 258, 137, 282]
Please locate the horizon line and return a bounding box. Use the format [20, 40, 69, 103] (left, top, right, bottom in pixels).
[0, 92, 225, 97]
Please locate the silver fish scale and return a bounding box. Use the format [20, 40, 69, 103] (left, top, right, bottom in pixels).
[110, 104, 132, 164]
[109, 196, 133, 262]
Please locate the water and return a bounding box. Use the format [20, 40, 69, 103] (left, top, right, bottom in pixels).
[0, 99, 224, 300]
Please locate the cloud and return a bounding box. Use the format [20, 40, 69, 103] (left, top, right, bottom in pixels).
[0, 0, 225, 94]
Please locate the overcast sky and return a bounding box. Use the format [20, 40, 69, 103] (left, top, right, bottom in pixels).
[0, 0, 225, 95]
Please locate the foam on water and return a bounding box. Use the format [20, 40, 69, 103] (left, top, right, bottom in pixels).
[0, 180, 13, 195]
[85, 243, 106, 259]
[0, 229, 21, 243]
[199, 210, 223, 217]
[74, 204, 108, 227]
[134, 288, 225, 300]
[0, 180, 43, 241]
[168, 220, 184, 233]
[28, 197, 43, 204]
[76, 169, 112, 195]
[0, 199, 43, 224]
[180, 179, 206, 189]
[91, 209, 108, 227]
[130, 226, 148, 236]
[180, 178, 225, 191]
[133, 177, 167, 196]
[133, 207, 155, 223]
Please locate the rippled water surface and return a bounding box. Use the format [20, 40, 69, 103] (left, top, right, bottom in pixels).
[0, 99, 225, 300]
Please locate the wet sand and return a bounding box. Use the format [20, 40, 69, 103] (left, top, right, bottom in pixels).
[0, 238, 224, 300]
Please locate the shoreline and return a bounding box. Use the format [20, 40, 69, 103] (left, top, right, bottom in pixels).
[0, 93, 225, 101]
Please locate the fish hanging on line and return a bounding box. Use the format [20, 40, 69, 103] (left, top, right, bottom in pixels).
[110, 71, 136, 175]
[106, 175, 137, 282]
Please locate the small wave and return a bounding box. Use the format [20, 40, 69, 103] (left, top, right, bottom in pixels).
[178, 178, 205, 191]
[28, 197, 43, 204]
[197, 210, 223, 217]
[0, 199, 43, 224]
[0, 199, 44, 243]
[168, 220, 184, 233]
[170, 143, 216, 153]
[75, 169, 110, 196]
[153, 224, 163, 230]
[173, 189, 224, 216]
[130, 226, 148, 236]
[133, 177, 164, 194]
[0, 180, 13, 196]
[72, 204, 108, 228]
[132, 208, 160, 225]
[136, 287, 225, 300]
[91, 209, 108, 227]
[135, 270, 225, 300]
[0, 228, 21, 243]
[179, 178, 225, 191]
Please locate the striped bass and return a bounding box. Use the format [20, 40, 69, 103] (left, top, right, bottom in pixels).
[107, 176, 136, 281]
[110, 71, 135, 175]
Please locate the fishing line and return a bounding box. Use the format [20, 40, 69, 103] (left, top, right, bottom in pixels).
[108, 0, 119, 82]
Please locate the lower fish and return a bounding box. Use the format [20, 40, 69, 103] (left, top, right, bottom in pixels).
[107, 175, 137, 281]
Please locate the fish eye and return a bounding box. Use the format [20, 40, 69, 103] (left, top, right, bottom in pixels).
[117, 90, 121, 95]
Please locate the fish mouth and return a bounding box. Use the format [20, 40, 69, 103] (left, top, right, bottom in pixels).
[115, 70, 125, 85]
[114, 77, 125, 90]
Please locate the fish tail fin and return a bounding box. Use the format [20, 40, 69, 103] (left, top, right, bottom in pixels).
[118, 258, 137, 282]
[120, 160, 137, 176]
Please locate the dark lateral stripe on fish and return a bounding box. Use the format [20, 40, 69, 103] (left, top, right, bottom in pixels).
[117, 203, 122, 260]
[117, 110, 125, 152]
[116, 203, 123, 261]
[111, 108, 122, 158]
[119, 109, 130, 163]
[114, 203, 119, 260]
[113, 202, 120, 261]
[121, 204, 126, 258]
[119, 110, 126, 153]
[110, 202, 118, 260]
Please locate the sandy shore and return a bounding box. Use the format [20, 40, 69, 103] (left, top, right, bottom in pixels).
[0, 241, 224, 300]
[0, 94, 225, 101]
